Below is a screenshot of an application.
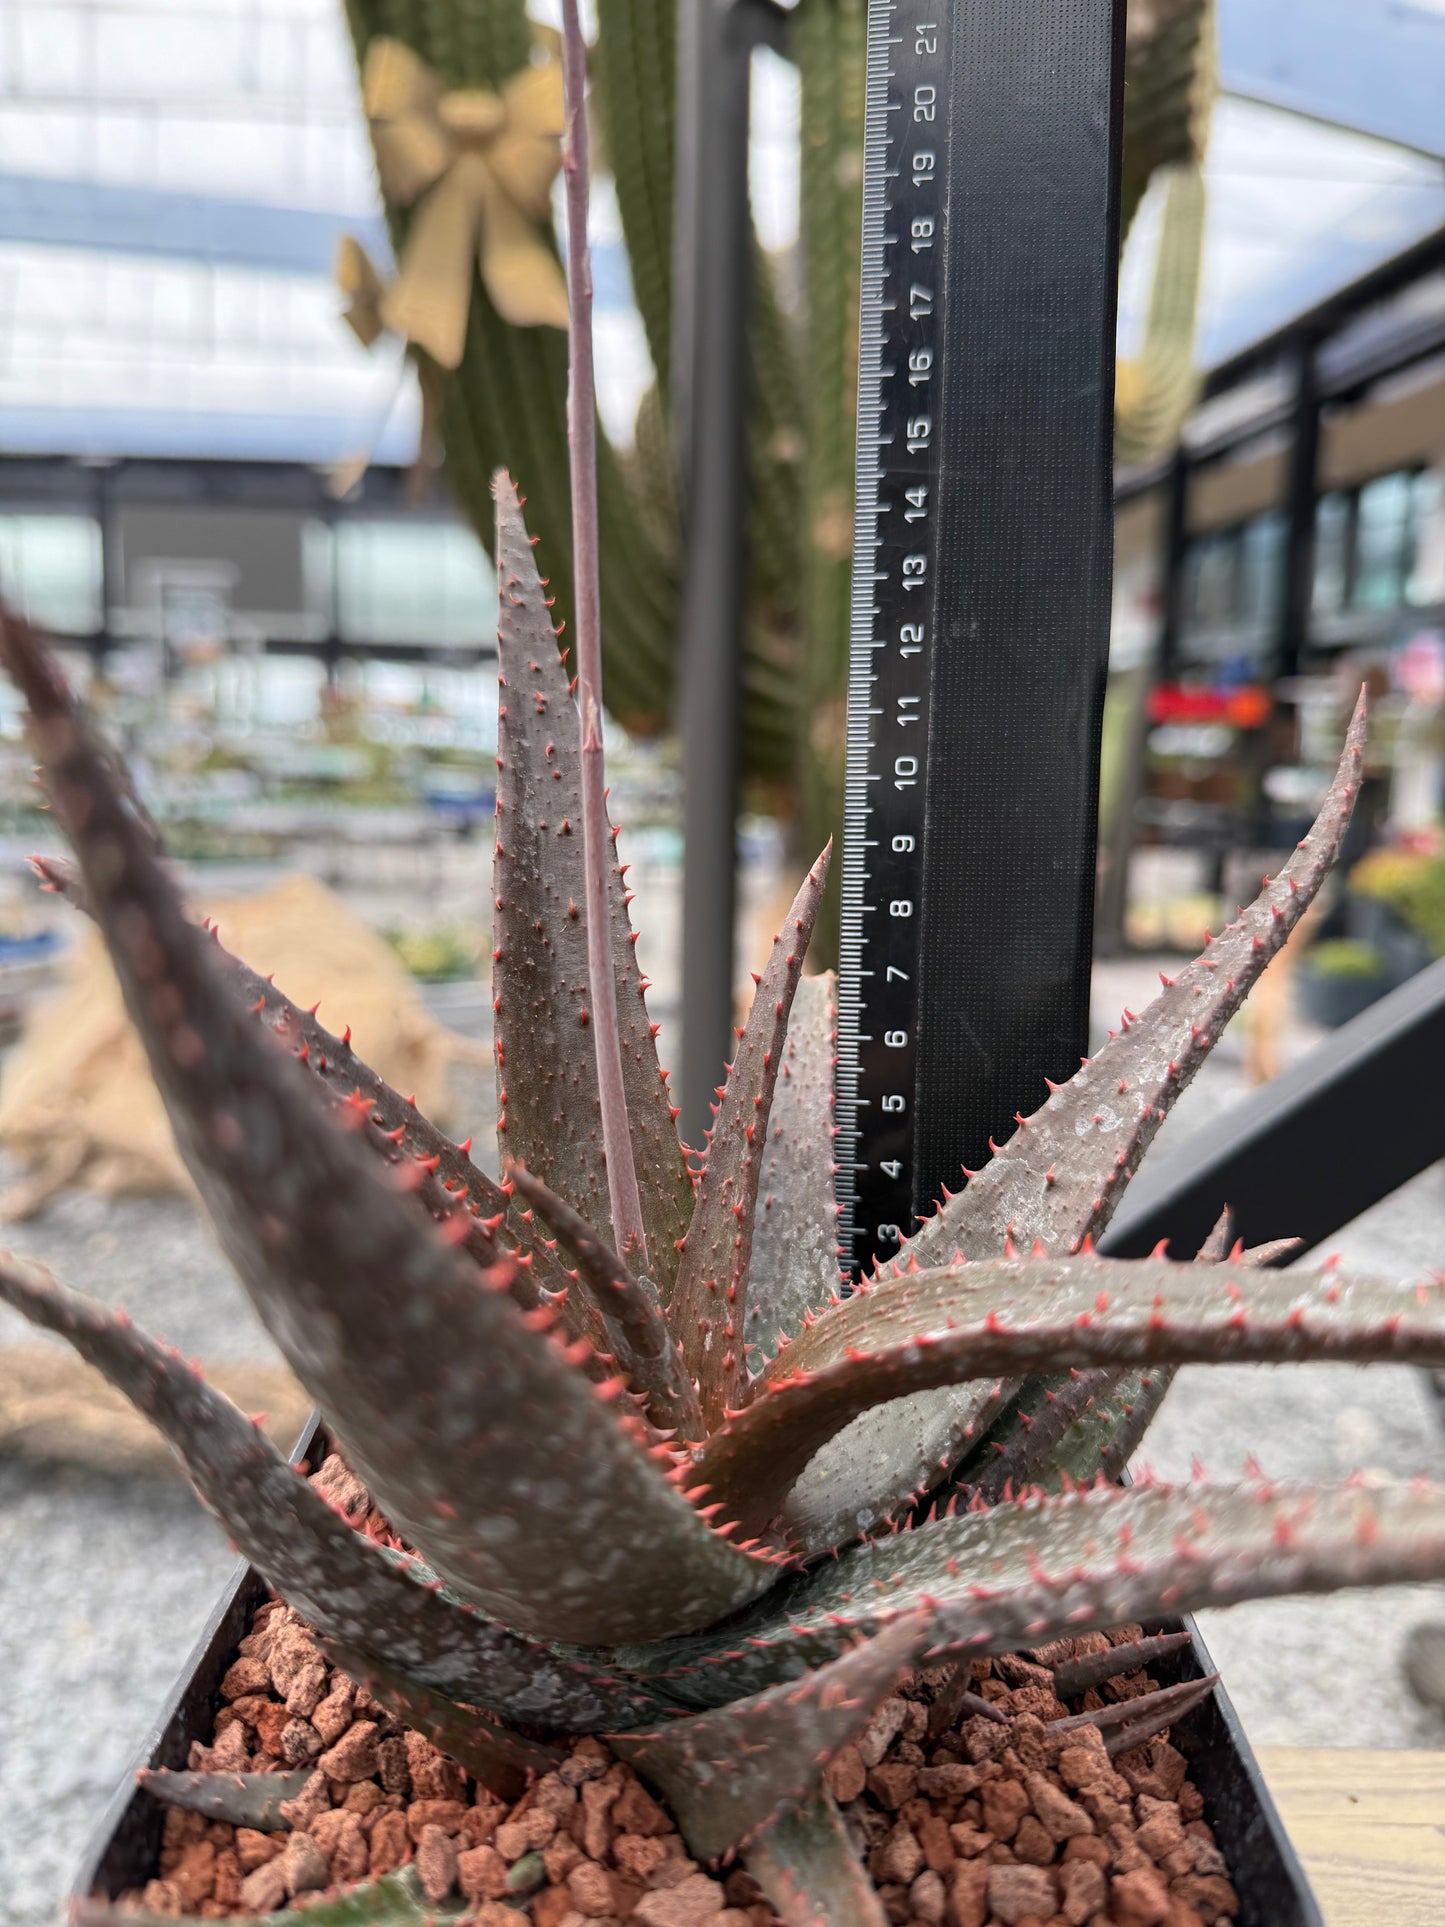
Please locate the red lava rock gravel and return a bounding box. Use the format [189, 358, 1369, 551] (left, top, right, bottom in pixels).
[114, 1462, 1238, 1926]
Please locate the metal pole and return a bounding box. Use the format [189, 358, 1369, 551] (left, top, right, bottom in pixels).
[1278, 342, 1321, 683]
[1157, 445, 1189, 683]
[674, 0, 756, 1145]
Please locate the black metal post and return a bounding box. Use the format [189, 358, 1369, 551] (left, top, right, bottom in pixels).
[674, 0, 757, 1144]
[1157, 445, 1189, 683]
[1102, 957, 1445, 1261]
[1278, 343, 1321, 683]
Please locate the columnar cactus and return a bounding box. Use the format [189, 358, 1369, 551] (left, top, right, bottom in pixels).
[4, 8, 1441, 1917]
[340, 0, 1216, 955]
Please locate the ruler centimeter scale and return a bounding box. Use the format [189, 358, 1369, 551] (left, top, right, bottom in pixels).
[836, 2, 951, 1269]
[836, 0, 1124, 1277]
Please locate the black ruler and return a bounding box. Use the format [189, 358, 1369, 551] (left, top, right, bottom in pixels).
[836, 0, 1125, 1276]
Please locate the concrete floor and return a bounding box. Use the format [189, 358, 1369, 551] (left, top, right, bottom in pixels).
[1, 885, 1443, 1924]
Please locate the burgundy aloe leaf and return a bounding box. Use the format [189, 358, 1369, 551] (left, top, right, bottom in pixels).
[670, 846, 830, 1429]
[320, 1641, 563, 1800]
[1014, 1232, 1306, 1495]
[775, 1382, 1013, 1564]
[1053, 1673, 1219, 1757]
[690, 1254, 1445, 1543]
[0, 614, 776, 1646]
[744, 971, 846, 1368]
[137, 1770, 315, 1832]
[1049, 1629, 1193, 1698]
[1194, 1206, 1234, 1263]
[962, 1368, 1114, 1508]
[745, 1792, 888, 1927]
[73, 1868, 465, 1927]
[557, 0, 648, 1268]
[0, 1254, 674, 1728]
[620, 1477, 1445, 1709]
[490, 475, 692, 1286]
[897, 690, 1366, 1267]
[34, 852, 585, 1332]
[506, 1160, 702, 1439]
[611, 1612, 932, 1865]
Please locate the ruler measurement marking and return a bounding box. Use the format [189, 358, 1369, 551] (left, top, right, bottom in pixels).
[837, 0, 943, 1269]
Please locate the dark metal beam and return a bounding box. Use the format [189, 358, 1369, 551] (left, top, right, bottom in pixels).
[1201, 221, 1445, 400]
[1101, 956, 1445, 1261]
[1277, 344, 1321, 683]
[673, 0, 757, 1145]
[1156, 447, 1189, 683]
[0, 455, 467, 520]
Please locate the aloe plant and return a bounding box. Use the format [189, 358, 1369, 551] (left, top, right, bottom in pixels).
[5, 13, 1444, 1920]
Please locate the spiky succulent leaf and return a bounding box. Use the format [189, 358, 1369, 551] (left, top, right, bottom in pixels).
[0, 1254, 673, 1727]
[744, 971, 845, 1367]
[490, 476, 691, 1281]
[612, 1612, 931, 1863]
[0, 613, 776, 1647]
[964, 1222, 1304, 1503]
[137, 1770, 314, 1832]
[671, 847, 830, 1428]
[693, 1253, 1445, 1541]
[964, 1368, 1114, 1506]
[776, 1382, 1012, 1563]
[1050, 1629, 1193, 1697]
[745, 1792, 887, 1927]
[1056, 1672, 1219, 1757]
[507, 1160, 700, 1437]
[73, 1869, 466, 1927]
[898, 690, 1366, 1266]
[35, 852, 588, 1338]
[320, 1640, 563, 1799]
[622, 1478, 1445, 1707]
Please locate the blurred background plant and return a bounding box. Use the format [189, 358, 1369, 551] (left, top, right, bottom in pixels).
[339, 0, 1217, 956]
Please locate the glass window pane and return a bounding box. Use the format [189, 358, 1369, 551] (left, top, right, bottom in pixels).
[335, 520, 494, 646]
[1185, 530, 1240, 632]
[1239, 512, 1285, 628]
[0, 514, 102, 633]
[1352, 471, 1414, 611]
[1406, 469, 1443, 608]
[1312, 492, 1351, 614]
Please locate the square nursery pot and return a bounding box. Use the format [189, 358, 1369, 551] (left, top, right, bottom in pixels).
[71, 1420, 1324, 1927]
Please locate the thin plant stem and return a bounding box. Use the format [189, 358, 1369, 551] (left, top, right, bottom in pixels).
[559, 0, 648, 1267]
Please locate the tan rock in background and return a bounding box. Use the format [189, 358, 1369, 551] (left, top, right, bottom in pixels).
[0, 873, 474, 1214]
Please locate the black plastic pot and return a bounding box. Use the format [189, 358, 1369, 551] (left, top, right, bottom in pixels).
[70, 1427, 1323, 1927]
[1295, 958, 1394, 1029]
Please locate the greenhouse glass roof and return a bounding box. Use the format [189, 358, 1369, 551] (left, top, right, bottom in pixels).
[0, 0, 1441, 463]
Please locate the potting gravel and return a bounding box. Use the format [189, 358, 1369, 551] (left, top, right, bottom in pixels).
[1, 959, 1443, 1925]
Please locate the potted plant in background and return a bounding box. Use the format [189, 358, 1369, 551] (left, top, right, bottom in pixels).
[4, 13, 1445, 1924]
[1294, 937, 1396, 1029]
[1346, 838, 1445, 981]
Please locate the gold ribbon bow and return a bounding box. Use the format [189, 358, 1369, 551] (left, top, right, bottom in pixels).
[338, 37, 569, 371]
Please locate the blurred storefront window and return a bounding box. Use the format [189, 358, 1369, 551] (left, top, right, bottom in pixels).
[0, 514, 102, 635]
[333, 520, 494, 649]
